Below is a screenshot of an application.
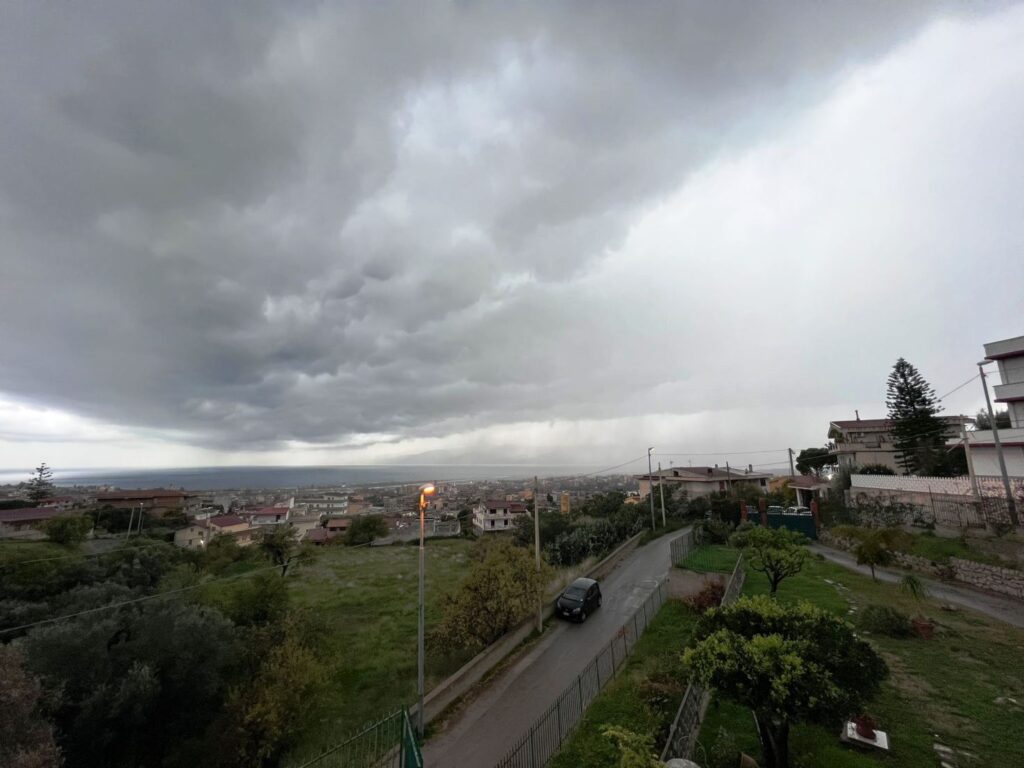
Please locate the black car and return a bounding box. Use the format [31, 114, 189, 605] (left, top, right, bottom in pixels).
[556, 577, 602, 622]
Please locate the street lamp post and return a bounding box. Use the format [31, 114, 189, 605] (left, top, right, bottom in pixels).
[647, 447, 656, 532]
[417, 482, 436, 737]
[978, 362, 1020, 528]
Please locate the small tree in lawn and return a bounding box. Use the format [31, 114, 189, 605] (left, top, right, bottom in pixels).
[886, 358, 948, 475]
[730, 526, 806, 597]
[854, 529, 897, 581]
[26, 462, 56, 503]
[257, 524, 300, 576]
[684, 596, 888, 768]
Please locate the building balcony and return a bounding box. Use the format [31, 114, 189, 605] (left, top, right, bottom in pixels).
[994, 381, 1024, 403]
[984, 334, 1024, 360]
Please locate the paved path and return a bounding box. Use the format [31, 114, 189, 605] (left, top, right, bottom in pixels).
[811, 543, 1024, 628]
[423, 530, 684, 768]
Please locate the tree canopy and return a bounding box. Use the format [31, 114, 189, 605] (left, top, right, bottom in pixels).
[685, 596, 888, 768]
[256, 524, 301, 576]
[344, 514, 389, 546]
[886, 358, 949, 475]
[795, 447, 835, 476]
[975, 408, 1011, 430]
[40, 514, 93, 547]
[729, 525, 806, 596]
[432, 539, 548, 648]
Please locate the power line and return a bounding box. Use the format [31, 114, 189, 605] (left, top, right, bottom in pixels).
[575, 455, 649, 478]
[939, 373, 980, 401]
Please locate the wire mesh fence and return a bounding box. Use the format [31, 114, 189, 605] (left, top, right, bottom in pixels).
[669, 527, 698, 566]
[492, 579, 670, 768]
[290, 709, 422, 768]
[660, 554, 745, 763]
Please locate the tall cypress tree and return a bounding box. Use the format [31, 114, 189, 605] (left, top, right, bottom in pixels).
[885, 359, 948, 475]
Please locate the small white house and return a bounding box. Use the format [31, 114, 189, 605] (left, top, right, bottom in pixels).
[473, 500, 528, 533]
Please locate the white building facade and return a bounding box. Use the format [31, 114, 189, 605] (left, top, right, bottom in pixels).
[472, 500, 527, 533]
[959, 334, 1024, 478]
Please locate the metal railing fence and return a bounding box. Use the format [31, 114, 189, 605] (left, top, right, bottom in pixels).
[291, 709, 421, 768]
[493, 580, 670, 768]
[659, 554, 745, 763]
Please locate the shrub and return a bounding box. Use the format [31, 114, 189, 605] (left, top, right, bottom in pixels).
[40, 514, 92, 547]
[857, 604, 911, 637]
[700, 518, 733, 544]
[727, 520, 755, 548]
[684, 581, 725, 614]
[707, 727, 740, 768]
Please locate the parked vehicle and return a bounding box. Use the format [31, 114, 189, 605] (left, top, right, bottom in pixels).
[767, 505, 786, 515]
[556, 577, 602, 622]
[785, 506, 812, 515]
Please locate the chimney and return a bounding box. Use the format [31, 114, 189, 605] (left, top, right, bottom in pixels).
[707, 467, 713, 476]
[855, 409, 860, 421]
[748, 464, 753, 473]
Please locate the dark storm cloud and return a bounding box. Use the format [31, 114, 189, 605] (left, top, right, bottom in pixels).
[0, 1, 1002, 452]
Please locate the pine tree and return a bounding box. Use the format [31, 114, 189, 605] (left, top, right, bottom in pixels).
[26, 462, 56, 503]
[885, 359, 947, 475]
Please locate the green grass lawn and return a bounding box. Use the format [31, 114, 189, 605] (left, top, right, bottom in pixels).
[679, 544, 740, 574]
[549, 600, 701, 768]
[283, 539, 476, 761]
[695, 551, 1024, 767]
[904, 530, 1011, 568]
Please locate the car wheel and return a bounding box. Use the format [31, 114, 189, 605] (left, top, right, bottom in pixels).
[579, 610, 587, 622]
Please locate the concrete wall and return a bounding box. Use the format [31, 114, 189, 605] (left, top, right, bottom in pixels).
[418, 530, 647, 724]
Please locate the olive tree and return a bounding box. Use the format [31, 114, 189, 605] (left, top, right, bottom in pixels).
[685, 596, 888, 768]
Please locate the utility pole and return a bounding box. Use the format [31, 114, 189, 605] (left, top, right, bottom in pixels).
[725, 461, 732, 493]
[961, 422, 980, 500]
[657, 462, 666, 527]
[534, 476, 543, 634]
[124, 506, 135, 539]
[647, 447, 656, 531]
[979, 364, 1019, 527]
[788, 448, 796, 477]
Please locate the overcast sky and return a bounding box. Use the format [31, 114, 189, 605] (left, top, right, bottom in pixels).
[1, 1, 1022, 473]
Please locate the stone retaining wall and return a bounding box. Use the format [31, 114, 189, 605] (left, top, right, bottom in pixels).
[951, 558, 1024, 600]
[819, 529, 1024, 600]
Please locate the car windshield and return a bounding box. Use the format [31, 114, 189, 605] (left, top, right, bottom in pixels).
[563, 587, 586, 601]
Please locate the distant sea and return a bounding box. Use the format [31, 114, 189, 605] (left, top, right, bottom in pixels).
[0, 464, 611, 491]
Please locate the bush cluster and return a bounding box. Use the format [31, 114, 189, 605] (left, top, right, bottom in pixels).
[857, 604, 911, 637]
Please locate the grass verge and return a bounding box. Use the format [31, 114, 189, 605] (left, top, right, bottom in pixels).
[695, 551, 1024, 767]
[548, 600, 700, 768]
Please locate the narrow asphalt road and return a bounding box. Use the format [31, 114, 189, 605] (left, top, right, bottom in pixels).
[423, 530, 683, 768]
[811, 543, 1024, 628]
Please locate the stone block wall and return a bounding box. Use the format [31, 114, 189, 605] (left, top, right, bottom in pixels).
[951, 558, 1024, 600]
[819, 529, 1023, 600]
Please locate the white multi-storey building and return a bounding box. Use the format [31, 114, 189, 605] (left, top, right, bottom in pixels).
[472, 499, 528, 533]
[958, 334, 1024, 477]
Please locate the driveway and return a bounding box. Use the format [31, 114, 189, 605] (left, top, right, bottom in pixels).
[811, 543, 1024, 628]
[423, 530, 684, 768]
